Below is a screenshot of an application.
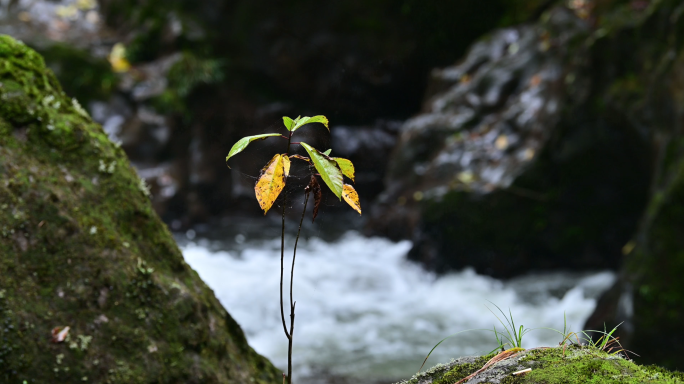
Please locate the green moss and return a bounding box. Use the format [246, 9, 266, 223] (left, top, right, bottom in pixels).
[409, 347, 684, 384]
[432, 355, 491, 384]
[515, 348, 684, 384]
[397, 355, 491, 384]
[0, 35, 280, 383]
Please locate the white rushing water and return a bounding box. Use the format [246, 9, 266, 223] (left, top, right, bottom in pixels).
[181, 231, 615, 383]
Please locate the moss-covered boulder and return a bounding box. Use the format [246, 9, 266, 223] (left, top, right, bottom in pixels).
[0, 35, 279, 383]
[399, 347, 683, 384]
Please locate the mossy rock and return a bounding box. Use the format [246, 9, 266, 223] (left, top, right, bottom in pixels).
[0, 35, 280, 383]
[399, 346, 684, 384]
[575, 0, 684, 371]
[622, 134, 684, 369]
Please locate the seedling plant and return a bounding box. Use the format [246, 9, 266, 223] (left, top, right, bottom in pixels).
[225, 115, 361, 384]
[418, 304, 630, 374]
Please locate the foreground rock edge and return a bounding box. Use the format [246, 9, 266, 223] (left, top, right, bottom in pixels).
[0, 35, 280, 383]
[398, 346, 683, 384]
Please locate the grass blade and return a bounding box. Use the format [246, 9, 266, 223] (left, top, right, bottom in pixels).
[418, 328, 491, 372]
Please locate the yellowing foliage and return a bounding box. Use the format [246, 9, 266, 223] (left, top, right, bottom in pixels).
[334, 157, 355, 182]
[342, 184, 361, 214]
[108, 43, 131, 73]
[255, 154, 289, 214]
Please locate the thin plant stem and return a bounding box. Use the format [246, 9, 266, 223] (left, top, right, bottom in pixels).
[280, 207, 291, 339]
[280, 132, 294, 341]
[287, 191, 310, 384]
[290, 193, 309, 311]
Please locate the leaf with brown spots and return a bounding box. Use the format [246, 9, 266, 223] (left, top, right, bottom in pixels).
[342, 184, 361, 215]
[300, 142, 343, 199]
[289, 154, 311, 163]
[333, 157, 355, 182]
[283, 155, 291, 177]
[306, 176, 322, 223]
[254, 154, 289, 214]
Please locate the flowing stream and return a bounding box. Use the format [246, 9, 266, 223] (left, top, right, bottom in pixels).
[179, 225, 615, 383]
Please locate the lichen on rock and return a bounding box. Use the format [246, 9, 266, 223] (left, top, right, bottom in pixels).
[0, 35, 279, 383]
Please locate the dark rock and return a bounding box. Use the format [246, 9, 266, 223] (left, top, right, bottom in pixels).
[368, 5, 653, 278]
[0, 35, 279, 383]
[585, 0, 684, 366]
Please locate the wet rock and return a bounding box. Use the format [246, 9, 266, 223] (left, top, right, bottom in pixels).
[0, 35, 279, 383]
[369, 5, 652, 278]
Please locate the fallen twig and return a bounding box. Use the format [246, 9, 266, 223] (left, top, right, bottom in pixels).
[513, 368, 532, 375]
[455, 348, 523, 384]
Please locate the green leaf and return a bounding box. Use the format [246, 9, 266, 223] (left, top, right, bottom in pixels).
[300, 142, 343, 199]
[283, 116, 295, 131]
[323, 149, 332, 156]
[225, 133, 281, 168]
[292, 115, 329, 132]
[333, 157, 355, 182]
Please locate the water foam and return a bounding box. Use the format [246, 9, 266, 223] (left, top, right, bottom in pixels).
[181, 231, 615, 382]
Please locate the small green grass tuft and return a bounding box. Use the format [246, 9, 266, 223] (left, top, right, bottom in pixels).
[487, 301, 534, 351]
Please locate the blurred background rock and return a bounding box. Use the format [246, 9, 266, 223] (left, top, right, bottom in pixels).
[0, 0, 548, 225]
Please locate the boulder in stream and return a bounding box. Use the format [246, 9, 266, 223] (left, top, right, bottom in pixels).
[369, 4, 654, 278]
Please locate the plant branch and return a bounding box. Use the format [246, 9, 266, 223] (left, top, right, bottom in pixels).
[280, 131, 294, 341]
[288, 300, 297, 384]
[286, 189, 310, 384]
[290, 192, 309, 310]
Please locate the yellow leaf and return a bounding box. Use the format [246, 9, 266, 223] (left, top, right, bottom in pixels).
[342, 184, 361, 215]
[283, 155, 291, 177]
[55, 5, 78, 19]
[108, 43, 131, 73]
[76, 0, 97, 10]
[334, 157, 355, 182]
[255, 154, 288, 214]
